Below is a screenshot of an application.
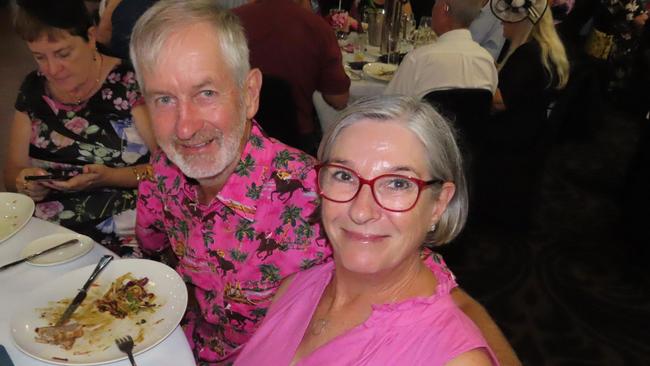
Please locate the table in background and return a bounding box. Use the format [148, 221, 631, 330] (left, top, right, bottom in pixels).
[0, 218, 195, 366]
[313, 41, 390, 132]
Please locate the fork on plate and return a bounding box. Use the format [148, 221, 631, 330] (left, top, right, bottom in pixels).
[115, 335, 137, 366]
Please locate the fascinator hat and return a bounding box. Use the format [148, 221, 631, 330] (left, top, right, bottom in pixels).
[490, 0, 548, 24]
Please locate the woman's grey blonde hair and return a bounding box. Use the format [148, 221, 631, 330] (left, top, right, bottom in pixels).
[318, 95, 468, 246]
[531, 9, 569, 89]
[129, 0, 250, 91]
[500, 10, 569, 89]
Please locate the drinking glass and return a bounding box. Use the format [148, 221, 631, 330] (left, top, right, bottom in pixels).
[353, 33, 368, 61]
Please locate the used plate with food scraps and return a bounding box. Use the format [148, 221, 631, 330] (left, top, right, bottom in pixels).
[10, 258, 188, 366]
[0, 192, 34, 244]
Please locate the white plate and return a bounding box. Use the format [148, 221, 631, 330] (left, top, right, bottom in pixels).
[362, 62, 398, 82]
[10, 258, 188, 365]
[22, 233, 94, 266]
[0, 192, 34, 243]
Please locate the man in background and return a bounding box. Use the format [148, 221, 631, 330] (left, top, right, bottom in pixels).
[234, 0, 350, 154]
[385, 0, 497, 96]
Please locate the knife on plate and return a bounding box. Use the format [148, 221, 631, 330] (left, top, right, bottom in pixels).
[55, 255, 113, 326]
[0, 238, 80, 271]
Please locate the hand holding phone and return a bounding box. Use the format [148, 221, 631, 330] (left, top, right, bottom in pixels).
[25, 171, 74, 181]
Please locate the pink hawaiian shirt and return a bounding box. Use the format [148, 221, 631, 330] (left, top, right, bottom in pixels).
[136, 123, 331, 365]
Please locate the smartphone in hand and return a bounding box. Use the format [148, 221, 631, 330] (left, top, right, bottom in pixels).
[25, 170, 77, 181]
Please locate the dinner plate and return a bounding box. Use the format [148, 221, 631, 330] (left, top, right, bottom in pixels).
[0, 192, 34, 244]
[10, 258, 188, 365]
[22, 233, 94, 266]
[362, 62, 398, 82]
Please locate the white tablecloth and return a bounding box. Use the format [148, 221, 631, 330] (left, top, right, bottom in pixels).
[314, 43, 389, 132]
[0, 218, 195, 366]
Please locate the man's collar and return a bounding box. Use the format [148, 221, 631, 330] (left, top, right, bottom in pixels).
[212, 121, 269, 222]
[172, 122, 267, 222]
[437, 28, 473, 42]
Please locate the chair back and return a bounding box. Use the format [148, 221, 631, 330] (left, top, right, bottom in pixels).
[422, 88, 492, 150]
[254, 74, 300, 147]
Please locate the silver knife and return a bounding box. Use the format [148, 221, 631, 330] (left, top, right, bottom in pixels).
[55, 255, 113, 326]
[0, 238, 81, 271]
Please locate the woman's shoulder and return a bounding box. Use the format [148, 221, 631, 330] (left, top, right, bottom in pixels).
[18, 70, 45, 94]
[508, 41, 542, 63]
[15, 70, 46, 111]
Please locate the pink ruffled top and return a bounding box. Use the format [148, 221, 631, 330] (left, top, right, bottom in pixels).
[235, 260, 499, 366]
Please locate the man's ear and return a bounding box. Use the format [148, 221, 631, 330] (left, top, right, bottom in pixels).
[244, 68, 263, 120]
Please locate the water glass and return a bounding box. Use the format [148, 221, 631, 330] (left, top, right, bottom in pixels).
[353, 33, 368, 61]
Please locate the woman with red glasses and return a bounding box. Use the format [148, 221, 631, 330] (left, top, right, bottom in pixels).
[235, 96, 500, 365]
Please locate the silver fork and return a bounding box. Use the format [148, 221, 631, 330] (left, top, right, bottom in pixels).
[115, 335, 137, 366]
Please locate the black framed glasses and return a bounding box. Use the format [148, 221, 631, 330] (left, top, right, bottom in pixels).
[316, 163, 443, 212]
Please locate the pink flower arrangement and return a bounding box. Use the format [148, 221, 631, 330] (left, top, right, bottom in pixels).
[35, 201, 64, 220]
[64, 117, 89, 134]
[329, 10, 350, 32]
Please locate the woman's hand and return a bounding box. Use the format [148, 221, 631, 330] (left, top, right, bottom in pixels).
[16, 167, 51, 202]
[45, 164, 111, 192]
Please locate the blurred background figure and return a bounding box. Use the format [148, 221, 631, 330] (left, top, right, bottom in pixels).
[4, 0, 155, 256]
[476, 0, 569, 231]
[96, 0, 159, 60]
[384, 0, 497, 96]
[234, 0, 350, 155]
[469, 0, 505, 60]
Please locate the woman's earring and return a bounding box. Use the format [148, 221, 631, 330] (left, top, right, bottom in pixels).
[430, 223, 436, 232]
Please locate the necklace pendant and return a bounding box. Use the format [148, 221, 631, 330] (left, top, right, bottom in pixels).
[310, 318, 328, 336]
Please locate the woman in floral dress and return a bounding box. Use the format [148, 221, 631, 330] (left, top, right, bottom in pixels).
[4, 0, 156, 256]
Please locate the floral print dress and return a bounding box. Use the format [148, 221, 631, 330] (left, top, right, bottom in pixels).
[14, 62, 150, 256]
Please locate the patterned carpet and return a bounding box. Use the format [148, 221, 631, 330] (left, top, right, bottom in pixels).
[438, 102, 650, 365]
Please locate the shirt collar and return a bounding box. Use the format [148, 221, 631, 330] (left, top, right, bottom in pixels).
[437, 28, 473, 43]
[172, 121, 272, 222]
[214, 122, 270, 222]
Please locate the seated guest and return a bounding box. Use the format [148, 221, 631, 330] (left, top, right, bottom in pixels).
[469, 0, 505, 60]
[234, 0, 350, 154]
[4, 0, 155, 256]
[131, 1, 519, 364]
[235, 95, 498, 366]
[96, 0, 158, 60]
[480, 7, 569, 229]
[384, 0, 497, 97]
